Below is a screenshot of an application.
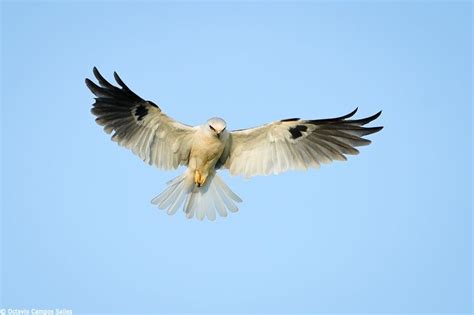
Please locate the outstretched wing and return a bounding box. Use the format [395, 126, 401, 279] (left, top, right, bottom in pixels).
[85, 67, 196, 170]
[219, 108, 383, 178]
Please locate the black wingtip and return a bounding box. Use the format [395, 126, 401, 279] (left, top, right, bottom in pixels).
[280, 117, 300, 122]
[372, 110, 382, 119]
[85, 77, 96, 91]
[93, 67, 117, 89]
[85, 77, 107, 97]
[366, 110, 382, 122]
[93, 66, 100, 78]
[347, 110, 383, 126]
[113, 71, 129, 90]
[365, 110, 382, 121]
[308, 107, 359, 125]
[364, 126, 384, 135]
[85, 67, 99, 87]
[342, 107, 358, 120]
[339, 107, 358, 120]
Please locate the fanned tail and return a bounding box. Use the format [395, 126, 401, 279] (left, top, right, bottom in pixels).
[151, 170, 242, 221]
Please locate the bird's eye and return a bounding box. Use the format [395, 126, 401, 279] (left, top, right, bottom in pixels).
[209, 125, 216, 132]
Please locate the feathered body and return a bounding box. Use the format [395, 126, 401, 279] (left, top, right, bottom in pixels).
[86, 67, 383, 220]
[150, 118, 241, 220]
[189, 118, 228, 187]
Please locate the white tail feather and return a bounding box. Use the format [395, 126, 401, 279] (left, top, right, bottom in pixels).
[151, 171, 242, 221]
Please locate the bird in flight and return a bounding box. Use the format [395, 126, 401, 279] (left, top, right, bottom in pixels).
[86, 67, 383, 221]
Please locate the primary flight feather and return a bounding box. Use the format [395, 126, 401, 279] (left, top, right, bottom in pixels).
[85, 67, 383, 220]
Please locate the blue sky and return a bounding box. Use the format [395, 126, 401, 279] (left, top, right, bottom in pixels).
[1, 1, 472, 313]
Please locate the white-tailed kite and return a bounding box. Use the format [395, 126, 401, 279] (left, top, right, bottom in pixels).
[86, 67, 383, 221]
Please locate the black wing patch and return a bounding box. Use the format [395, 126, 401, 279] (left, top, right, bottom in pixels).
[134, 104, 148, 121]
[288, 125, 308, 139]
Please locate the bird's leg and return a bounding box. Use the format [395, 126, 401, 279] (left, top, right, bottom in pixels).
[194, 170, 201, 187]
[194, 170, 207, 187]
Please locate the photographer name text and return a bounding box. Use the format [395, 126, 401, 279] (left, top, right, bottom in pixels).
[1, 309, 72, 315]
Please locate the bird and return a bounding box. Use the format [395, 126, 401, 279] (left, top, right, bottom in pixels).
[85, 67, 383, 221]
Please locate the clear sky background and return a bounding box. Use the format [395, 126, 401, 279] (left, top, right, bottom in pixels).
[1, 1, 472, 314]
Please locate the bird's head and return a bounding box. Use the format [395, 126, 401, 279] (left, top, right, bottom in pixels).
[206, 117, 227, 137]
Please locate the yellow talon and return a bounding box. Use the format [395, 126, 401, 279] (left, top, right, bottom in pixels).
[194, 170, 201, 187]
[194, 170, 207, 187]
